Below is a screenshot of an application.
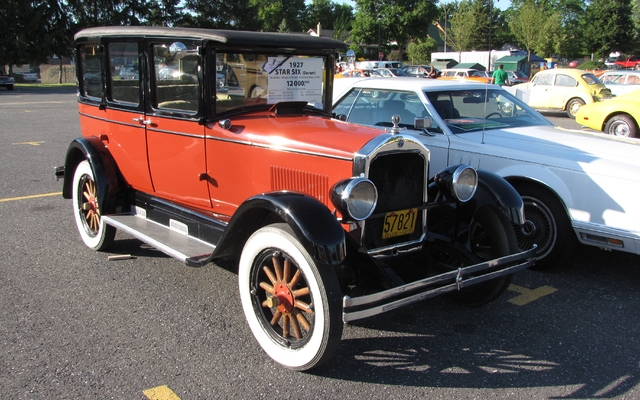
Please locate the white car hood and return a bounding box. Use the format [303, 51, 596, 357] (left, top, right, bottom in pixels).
[460, 124, 640, 181]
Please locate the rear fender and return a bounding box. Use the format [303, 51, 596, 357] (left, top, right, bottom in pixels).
[61, 137, 124, 215]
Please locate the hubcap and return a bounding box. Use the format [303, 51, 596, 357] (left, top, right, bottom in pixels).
[254, 251, 314, 344]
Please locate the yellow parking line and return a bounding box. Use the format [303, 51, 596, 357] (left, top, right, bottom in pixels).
[507, 284, 557, 306]
[0, 192, 61, 203]
[12, 141, 45, 146]
[143, 385, 181, 400]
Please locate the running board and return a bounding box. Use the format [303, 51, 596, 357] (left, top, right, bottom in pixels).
[103, 214, 216, 266]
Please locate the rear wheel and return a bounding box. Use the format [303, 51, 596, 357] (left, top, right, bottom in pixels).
[604, 114, 637, 138]
[72, 160, 115, 250]
[566, 98, 585, 118]
[447, 207, 519, 306]
[238, 223, 343, 371]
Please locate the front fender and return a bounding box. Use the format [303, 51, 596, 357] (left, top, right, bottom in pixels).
[213, 192, 346, 266]
[61, 137, 124, 214]
[460, 169, 525, 225]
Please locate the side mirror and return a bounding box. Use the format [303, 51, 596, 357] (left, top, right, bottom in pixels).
[414, 117, 432, 129]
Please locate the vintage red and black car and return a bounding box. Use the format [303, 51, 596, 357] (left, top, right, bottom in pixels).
[55, 26, 535, 370]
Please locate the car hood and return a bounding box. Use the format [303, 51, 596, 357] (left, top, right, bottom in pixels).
[227, 111, 384, 160]
[458, 124, 640, 180]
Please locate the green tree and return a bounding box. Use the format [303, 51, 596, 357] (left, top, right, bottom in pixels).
[448, 0, 478, 53]
[584, 0, 635, 59]
[508, 1, 560, 60]
[66, 0, 149, 28]
[146, 0, 185, 27]
[250, 0, 306, 32]
[406, 37, 437, 64]
[181, 0, 259, 30]
[349, 0, 439, 61]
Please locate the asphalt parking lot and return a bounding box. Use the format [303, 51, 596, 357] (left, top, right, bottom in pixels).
[1, 88, 639, 399]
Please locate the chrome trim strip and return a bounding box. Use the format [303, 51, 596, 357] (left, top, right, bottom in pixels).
[204, 134, 354, 161]
[147, 127, 203, 139]
[79, 112, 142, 129]
[342, 246, 537, 322]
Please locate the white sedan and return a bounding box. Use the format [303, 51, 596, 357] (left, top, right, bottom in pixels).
[332, 77, 640, 268]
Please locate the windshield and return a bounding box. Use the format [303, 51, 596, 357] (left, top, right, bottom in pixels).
[332, 86, 552, 134]
[214, 51, 328, 114]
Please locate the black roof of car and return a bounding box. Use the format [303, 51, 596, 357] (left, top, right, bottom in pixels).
[75, 26, 347, 51]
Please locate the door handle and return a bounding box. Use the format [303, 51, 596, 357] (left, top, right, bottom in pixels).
[132, 117, 152, 125]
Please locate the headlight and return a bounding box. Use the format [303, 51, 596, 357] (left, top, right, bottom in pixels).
[331, 177, 378, 221]
[434, 165, 478, 203]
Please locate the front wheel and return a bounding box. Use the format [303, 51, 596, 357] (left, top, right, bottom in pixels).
[512, 183, 576, 269]
[604, 114, 637, 138]
[447, 207, 519, 306]
[566, 98, 585, 119]
[238, 223, 343, 371]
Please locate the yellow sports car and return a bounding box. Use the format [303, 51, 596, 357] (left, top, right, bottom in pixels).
[575, 89, 640, 138]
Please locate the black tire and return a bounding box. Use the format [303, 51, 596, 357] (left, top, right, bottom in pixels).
[604, 114, 638, 138]
[512, 183, 576, 270]
[448, 207, 519, 306]
[7, 85, 14, 91]
[72, 160, 116, 250]
[238, 223, 343, 371]
[566, 98, 585, 119]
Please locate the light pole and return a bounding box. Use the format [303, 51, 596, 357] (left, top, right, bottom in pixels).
[377, 14, 382, 61]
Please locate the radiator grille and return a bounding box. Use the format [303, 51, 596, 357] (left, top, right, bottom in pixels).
[270, 166, 329, 205]
[363, 152, 425, 250]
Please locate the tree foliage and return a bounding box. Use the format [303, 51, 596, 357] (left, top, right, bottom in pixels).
[583, 0, 635, 59]
[349, 0, 439, 61]
[406, 37, 437, 64]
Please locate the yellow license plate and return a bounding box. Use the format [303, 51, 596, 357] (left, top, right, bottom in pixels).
[382, 208, 417, 239]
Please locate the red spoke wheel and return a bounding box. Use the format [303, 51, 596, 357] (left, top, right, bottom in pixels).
[239, 223, 342, 371]
[72, 160, 115, 250]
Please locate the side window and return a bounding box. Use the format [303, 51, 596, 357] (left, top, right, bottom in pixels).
[152, 41, 200, 113]
[534, 73, 553, 86]
[79, 44, 103, 99]
[108, 42, 140, 105]
[555, 74, 577, 87]
[332, 89, 359, 119]
[628, 75, 640, 85]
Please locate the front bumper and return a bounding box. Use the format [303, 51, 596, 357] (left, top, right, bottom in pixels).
[342, 246, 536, 322]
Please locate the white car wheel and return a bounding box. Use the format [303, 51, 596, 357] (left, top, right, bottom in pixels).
[72, 160, 115, 250]
[238, 223, 342, 371]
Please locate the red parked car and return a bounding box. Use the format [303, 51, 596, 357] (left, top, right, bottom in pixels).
[55, 26, 534, 371]
[615, 56, 640, 70]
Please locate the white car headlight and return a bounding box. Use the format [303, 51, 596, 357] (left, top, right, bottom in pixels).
[434, 165, 478, 203]
[331, 177, 378, 221]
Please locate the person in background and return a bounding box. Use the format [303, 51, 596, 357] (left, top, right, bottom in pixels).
[491, 64, 510, 86]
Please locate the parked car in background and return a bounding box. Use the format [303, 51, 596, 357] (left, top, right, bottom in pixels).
[511, 68, 612, 118]
[506, 70, 530, 84]
[376, 67, 410, 77]
[0, 70, 15, 90]
[14, 70, 39, 82]
[599, 70, 640, 97]
[335, 68, 382, 78]
[615, 56, 640, 70]
[604, 57, 618, 69]
[118, 64, 139, 80]
[439, 68, 492, 84]
[575, 89, 640, 138]
[401, 65, 438, 78]
[55, 26, 535, 371]
[333, 77, 640, 268]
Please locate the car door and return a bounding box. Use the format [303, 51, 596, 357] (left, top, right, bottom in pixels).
[144, 38, 212, 209]
[81, 38, 154, 193]
[528, 72, 553, 109]
[550, 73, 578, 109]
